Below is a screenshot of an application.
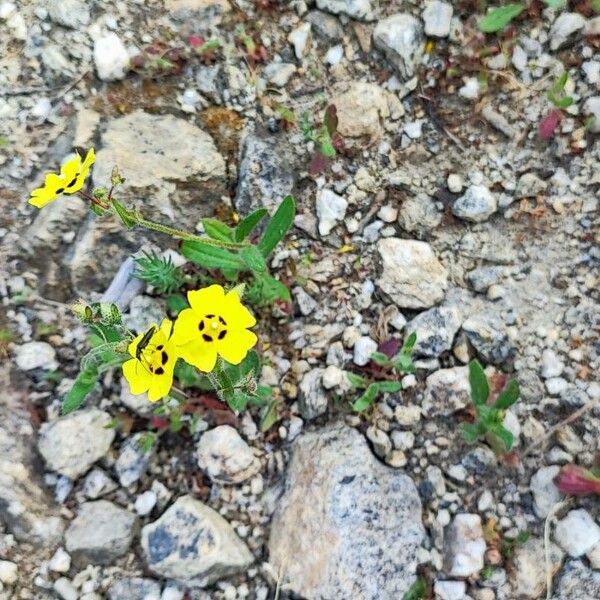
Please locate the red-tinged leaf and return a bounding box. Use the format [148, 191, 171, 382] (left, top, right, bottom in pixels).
[554, 464, 600, 496]
[309, 152, 329, 175]
[150, 416, 170, 430]
[379, 338, 400, 359]
[324, 105, 338, 136]
[189, 35, 204, 48]
[538, 109, 562, 140]
[332, 132, 345, 152]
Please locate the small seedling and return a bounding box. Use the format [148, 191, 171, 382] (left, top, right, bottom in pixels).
[479, 4, 525, 34]
[461, 359, 520, 454]
[402, 576, 427, 600]
[300, 105, 345, 175]
[547, 72, 574, 110]
[349, 333, 417, 413]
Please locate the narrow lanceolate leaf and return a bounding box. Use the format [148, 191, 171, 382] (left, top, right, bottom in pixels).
[201, 218, 234, 242]
[181, 240, 245, 271]
[352, 383, 380, 412]
[240, 246, 267, 273]
[479, 4, 525, 33]
[490, 424, 514, 452]
[461, 422, 484, 444]
[260, 399, 279, 432]
[62, 365, 99, 414]
[234, 208, 268, 242]
[111, 199, 138, 228]
[494, 379, 520, 410]
[469, 359, 490, 406]
[377, 381, 403, 394]
[258, 195, 295, 258]
[371, 351, 391, 367]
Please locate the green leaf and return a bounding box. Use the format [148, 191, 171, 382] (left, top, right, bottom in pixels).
[479, 3, 525, 33]
[240, 246, 267, 273]
[111, 199, 138, 228]
[402, 332, 417, 354]
[402, 576, 427, 600]
[62, 366, 99, 414]
[234, 209, 268, 242]
[258, 195, 295, 258]
[246, 273, 290, 306]
[175, 361, 213, 391]
[542, 0, 566, 9]
[166, 293, 188, 314]
[377, 381, 403, 394]
[260, 399, 279, 432]
[352, 383, 380, 412]
[320, 138, 336, 158]
[346, 372, 368, 388]
[461, 422, 484, 444]
[554, 96, 573, 109]
[238, 350, 261, 379]
[371, 351, 391, 367]
[469, 359, 490, 406]
[201, 218, 234, 242]
[593, 0, 600, 13]
[181, 240, 245, 271]
[494, 379, 520, 410]
[490, 424, 514, 452]
[228, 391, 252, 413]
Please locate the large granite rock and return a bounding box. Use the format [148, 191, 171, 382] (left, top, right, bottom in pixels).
[268, 424, 425, 599]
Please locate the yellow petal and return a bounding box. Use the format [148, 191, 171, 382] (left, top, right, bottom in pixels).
[60, 155, 81, 181]
[81, 148, 96, 172]
[222, 290, 256, 329]
[187, 285, 225, 314]
[177, 339, 218, 372]
[127, 331, 146, 358]
[171, 308, 201, 346]
[216, 328, 257, 365]
[122, 359, 152, 395]
[29, 188, 57, 208]
[147, 364, 175, 401]
[158, 318, 174, 341]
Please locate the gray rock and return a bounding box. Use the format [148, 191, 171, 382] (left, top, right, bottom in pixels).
[316, 0, 376, 22]
[353, 336, 378, 366]
[141, 495, 253, 587]
[123, 295, 166, 335]
[14, 341, 58, 371]
[462, 314, 513, 366]
[73, 111, 226, 293]
[461, 446, 497, 475]
[554, 560, 600, 599]
[48, 548, 71, 573]
[555, 510, 600, 558]
[422, 1, 453, 38]
[115, 433, 153, 487]
[0, 561, 17, 585]
[288, 22, 311, 60]
[530, 465, 561, 518]
[366, 426, 392, 458]
[549, 13, 586, 51]
[298, 368, 328, 419]
[38, 410, 115, 479]
[120, 376, 153, 417]
[406, 306, 462, 358]
[316, 189, 347, 236]
[377, 238, 448, 309]
[467, 266, 504, 293]
[374, 14, 425, 79]
[452, 185, 497, 223]
[268, 424, 425, 599]
[444, 513, 486, 577]
[306, 10, 344, 41]
[293, 286, 318, 316]
[82, 468, 118, 499]
[196, 425, 260, 484]
[433, 580, 466, 600]
[234, 133, 294, 215]
[332, 81, 400, 138]
[397, 193, 443, 235]
[510, 536, 563, 599]
[541, 349, 564, 379]
[515, 172, 547, 199]
[422, 367, 470, 416]
[53, 577, 78, 600]
[93, 33, 130, 81]
[48, 0, 89, 28]
[195, 64, 222, 103]
[108, 577, 161, 600]
[65, 500, 137, 566]
[0, 370, 65, 545]
[263, 62, 296, 87]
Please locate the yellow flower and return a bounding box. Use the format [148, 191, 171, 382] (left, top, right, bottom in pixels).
[29, 148, 95, 208]
[122, 319, 178, 402]
[172, 284, 257, 372]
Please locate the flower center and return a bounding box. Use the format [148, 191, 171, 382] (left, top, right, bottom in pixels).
[197, 313, 228, 342]
[142, 344, 169, 375]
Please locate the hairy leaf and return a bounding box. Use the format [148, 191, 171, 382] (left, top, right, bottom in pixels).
[62, 366, 99, 414]
[352, 383, 380, 412]
[494, 379, 520, 410]
[202, 218, 234, 242]
[258, 195, 295, 258]
[234, 208, 268, 242]
[181, 240, 244, 271]
[469, 359, 490, 406]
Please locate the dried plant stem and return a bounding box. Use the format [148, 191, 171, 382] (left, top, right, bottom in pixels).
[523, 397, 600, 456]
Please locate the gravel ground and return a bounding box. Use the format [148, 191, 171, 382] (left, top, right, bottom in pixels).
[1, 1, 599, 599]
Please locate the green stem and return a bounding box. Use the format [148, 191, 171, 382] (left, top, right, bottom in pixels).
[134, 214, 247, 250]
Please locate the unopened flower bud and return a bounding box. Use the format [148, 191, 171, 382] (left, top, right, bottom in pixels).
[554, 464, 600, 496]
